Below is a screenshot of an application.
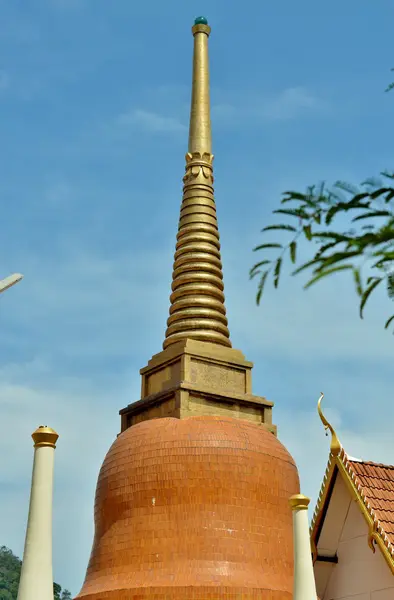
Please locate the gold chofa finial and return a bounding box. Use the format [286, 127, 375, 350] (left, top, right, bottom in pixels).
[163, 19, 231, 349]
[317, 392, 341, 456]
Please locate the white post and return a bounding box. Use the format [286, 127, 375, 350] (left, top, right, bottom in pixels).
[289, 494, 317, 600]
[17, 426, 59, 600]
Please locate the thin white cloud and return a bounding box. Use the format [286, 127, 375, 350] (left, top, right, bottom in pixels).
[212, 85, 327, 125]
[117, 108, 186, 134]
[260, 86, 321, 120]
[114, 86, 323, 140]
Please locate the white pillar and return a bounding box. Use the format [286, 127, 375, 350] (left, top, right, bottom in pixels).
[17, 426, 59, 600]
[289, 494, 317, 600]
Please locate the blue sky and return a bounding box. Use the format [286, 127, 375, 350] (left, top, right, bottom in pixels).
[1, 0, 393, 594]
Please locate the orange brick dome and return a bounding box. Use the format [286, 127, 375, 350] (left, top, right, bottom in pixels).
[76, 416, 299, 600]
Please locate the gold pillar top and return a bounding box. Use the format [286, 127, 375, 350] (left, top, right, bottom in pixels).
[289, 494, 310, 511]
[32, 425, 59, 449]
[163, 18, 232, 350]
[188, 17, 212, 156]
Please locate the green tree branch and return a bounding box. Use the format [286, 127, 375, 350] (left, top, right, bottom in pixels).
[250, 175, 394, 332]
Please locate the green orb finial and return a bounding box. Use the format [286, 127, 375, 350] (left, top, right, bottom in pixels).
[194, 16, 208, 25]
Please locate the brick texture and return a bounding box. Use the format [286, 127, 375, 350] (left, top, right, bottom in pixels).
[75, 416, 299, 599]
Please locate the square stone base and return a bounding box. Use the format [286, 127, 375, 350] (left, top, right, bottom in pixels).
[119, 339, 276, 434]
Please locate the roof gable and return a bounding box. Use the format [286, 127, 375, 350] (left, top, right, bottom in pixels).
[311, 395, 394, 575]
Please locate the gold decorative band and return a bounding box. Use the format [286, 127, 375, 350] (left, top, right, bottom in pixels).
[192, 24, 211, 37]
[32, 425, 59, 449]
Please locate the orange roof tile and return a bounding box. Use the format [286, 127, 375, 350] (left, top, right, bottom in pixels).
[345, 457, 394, 545]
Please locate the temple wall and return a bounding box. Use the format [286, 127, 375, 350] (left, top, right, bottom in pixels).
[323, 499, 394, 599]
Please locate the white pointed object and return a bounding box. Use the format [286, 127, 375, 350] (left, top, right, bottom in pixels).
[290, 494, 318, 600]
[17, 426, 59, 600]
[0, 273, 23, 293]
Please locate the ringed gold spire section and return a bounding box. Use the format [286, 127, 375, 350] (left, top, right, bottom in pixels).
[164, 17, 231, 350]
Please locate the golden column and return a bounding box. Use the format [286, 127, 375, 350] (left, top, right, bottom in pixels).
[164, 17, 231, 349]
[17, 426, 59, 600]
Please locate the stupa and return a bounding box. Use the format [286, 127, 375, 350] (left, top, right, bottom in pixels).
[75, 17, 300, 600]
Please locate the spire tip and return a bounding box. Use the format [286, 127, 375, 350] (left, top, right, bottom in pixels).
[194, 16, 208, 25]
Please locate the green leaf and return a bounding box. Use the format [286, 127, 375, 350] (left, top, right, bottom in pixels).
[388, 273, 394, 299]
[312, 211, 322, 224]
[310, 232, 347, 240]
[325, 205, 340, 225]
[303, 224, 312, 240]
[274, 208, 310, 219]
[261, 224, 297, 233]
[304, 264, 354, 289]
[384, 315, 394, 329]
[256, 271, 268, 305]
[281, 191, 309, 203]
[369, 187, 394, 200]
[289, 241, 297, 264]
[312, 250, 361, 272]
[325, 199, 370, 225]
[372, 255, 394, 269]
[253, 243, 282, 252]
[334, 181, 360, 196]
[352, 210, 391, 221]
[381, 171, 394, 180]
[359, 278, 382, 318]
[274, 257, 282, 288]
[383, 190, 394, 202]
[314, 241, 340, 259]
[249, 260, 271, 279]
[292, 257, 321, 275]
[353, 268, 362, 296]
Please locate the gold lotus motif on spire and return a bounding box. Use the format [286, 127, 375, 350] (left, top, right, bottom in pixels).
[163, 19, 231, 349]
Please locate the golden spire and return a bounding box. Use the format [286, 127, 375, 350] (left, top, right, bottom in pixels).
[164, 17, 231, 350]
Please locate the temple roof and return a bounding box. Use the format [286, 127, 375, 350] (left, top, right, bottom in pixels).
[311, 394, 394, 576]
[348, 459, 394, 545]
